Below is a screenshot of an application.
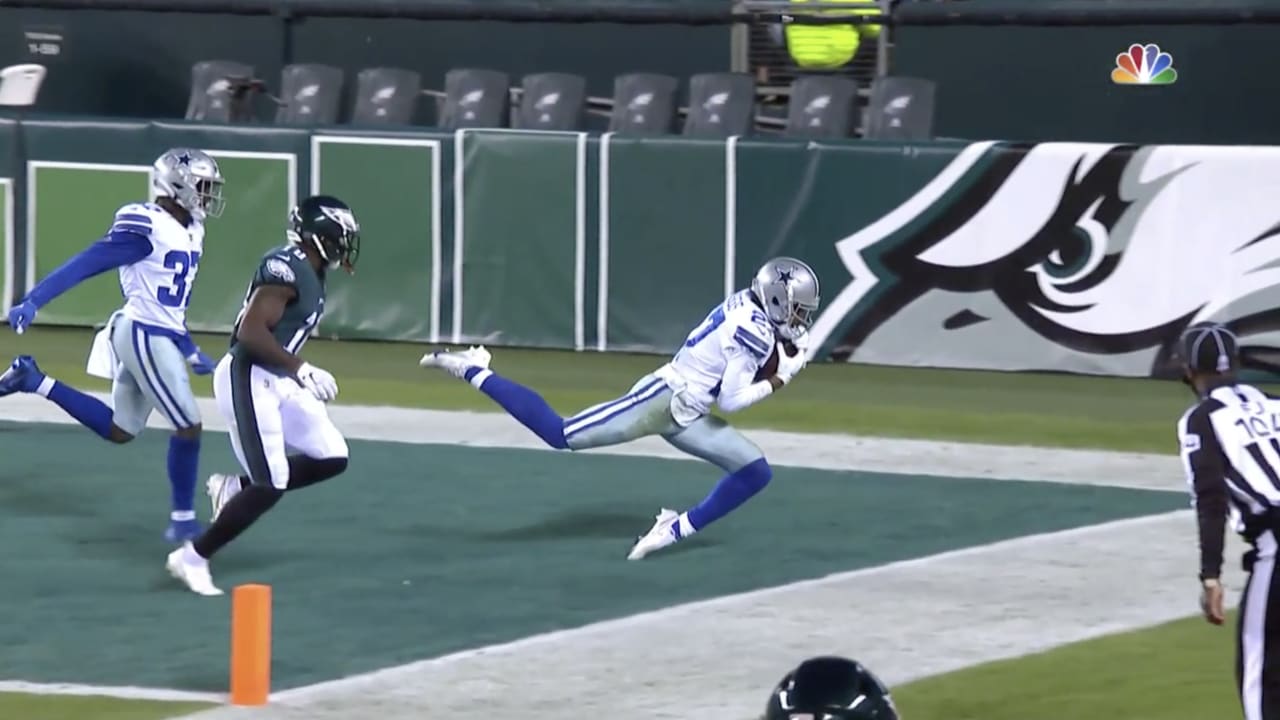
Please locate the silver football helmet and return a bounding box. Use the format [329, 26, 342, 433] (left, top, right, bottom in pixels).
[750, 256, 820, 340]
[151, 148, 225, 222]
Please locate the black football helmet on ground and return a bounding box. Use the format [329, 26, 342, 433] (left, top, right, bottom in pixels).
[765, 656, 900, 720]
[288, 195, 361, 272]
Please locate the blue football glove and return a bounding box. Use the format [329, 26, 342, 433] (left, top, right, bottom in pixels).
[187, 349, 217, 376]
[7, 300, 37, 335]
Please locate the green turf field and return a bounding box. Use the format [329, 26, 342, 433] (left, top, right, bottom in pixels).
[0, 327, 1245, 719]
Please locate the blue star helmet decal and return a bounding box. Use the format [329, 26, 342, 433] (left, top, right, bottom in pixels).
[775, 268, 795, 285]
[177, 152, 192, 166]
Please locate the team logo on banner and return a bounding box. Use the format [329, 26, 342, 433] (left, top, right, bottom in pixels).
[809, 142, 1280, 377]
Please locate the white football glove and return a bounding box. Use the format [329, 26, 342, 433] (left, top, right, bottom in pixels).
[775, 342, 808, 385]
[789, 328, 811, 354]
[297, 362, 338, 402]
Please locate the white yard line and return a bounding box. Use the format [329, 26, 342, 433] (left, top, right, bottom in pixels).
[0, 394, 1184, 492]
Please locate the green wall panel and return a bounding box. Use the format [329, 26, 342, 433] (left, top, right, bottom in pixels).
[312, 135, 442, 342]
[456, 130, 585, 349]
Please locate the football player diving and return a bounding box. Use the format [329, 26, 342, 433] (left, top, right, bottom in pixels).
[420, 256, 819, 560]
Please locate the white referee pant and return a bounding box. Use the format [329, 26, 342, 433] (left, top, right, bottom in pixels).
[212, 353, 348, 490]
[1240, 530, 1280, 720]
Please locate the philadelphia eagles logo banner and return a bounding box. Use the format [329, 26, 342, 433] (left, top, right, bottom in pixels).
[807, 142, 1280, 378]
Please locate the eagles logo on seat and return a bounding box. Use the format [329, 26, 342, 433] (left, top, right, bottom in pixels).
[288, 195, 361, 273]
[766, 656, 900, 720]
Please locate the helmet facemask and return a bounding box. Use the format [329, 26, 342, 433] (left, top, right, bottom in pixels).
[194, 176, 226, 219]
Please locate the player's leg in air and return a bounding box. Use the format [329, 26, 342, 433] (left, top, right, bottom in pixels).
[634, 416, 770, 559]
[0, 315, 206, 542]
[419, 347, 772, 559]
[167, 354, 349, 596]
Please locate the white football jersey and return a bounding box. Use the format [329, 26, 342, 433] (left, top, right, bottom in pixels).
[114, 203, 205, 332]
[669, 289, 776, 415]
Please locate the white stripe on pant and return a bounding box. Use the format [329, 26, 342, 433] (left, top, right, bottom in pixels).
[1241, 531, 1280, 720]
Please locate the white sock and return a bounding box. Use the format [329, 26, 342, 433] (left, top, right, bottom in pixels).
[677, 513, 697, 538]
[469, 369, 493, 389]
[181, 543, 206, 565]
[170, 510, 196, 522]
[35, 377, 55, 397]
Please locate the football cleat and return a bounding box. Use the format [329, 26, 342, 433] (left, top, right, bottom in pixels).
[206, 473, 242, 521]
[164, 518, 203, 544]
[419, 345, 492, 380]
[166, 543, 223, 597]
[0, 356, 45, 397]
[627, 508, 682, 561]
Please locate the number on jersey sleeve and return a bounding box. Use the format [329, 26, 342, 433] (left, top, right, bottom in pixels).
[684, 306, 727, 348]
[732, 323, 772, 361]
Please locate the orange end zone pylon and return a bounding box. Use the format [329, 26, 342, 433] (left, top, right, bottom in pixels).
[230, 583, 272, 705]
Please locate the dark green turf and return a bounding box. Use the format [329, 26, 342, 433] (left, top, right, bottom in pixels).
[0, 420, 1184, 691]
[4, 325, 1229, 453]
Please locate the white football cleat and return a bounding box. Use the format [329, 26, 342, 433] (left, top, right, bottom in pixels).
[419, 345, 493, 379]
[166, 543, 223, 597]
[206, 473, 241, 521]
[627, 508, 682, 561]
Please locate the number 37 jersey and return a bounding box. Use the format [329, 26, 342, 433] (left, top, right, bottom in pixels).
[230, 245, 326, 374]
[668, 289, 776, 415]
[115, 203, 205, 332]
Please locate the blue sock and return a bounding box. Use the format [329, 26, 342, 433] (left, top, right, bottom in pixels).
[45, 381, 115, 441]
[167, 435, 200, 520]
[464, 367, 568, 449]
[685, 458, 773, 532]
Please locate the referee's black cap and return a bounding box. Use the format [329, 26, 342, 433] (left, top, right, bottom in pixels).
[1179, 321, 1240, 374]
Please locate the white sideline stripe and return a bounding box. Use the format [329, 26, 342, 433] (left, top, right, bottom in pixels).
[0, 681, 222, 703]
[180, 510, 1242, 720]
[275, 511, 1192, 700]
[0, 394, 1186, 492]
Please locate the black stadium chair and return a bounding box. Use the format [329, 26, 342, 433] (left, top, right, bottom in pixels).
[516, 72, 587, 131]
[864, 75, 937, 140]
[185, 60, 256, 122]
[608, 73, 679, 135]
[683, 72, 756, 138]
[275, 63, 345, 125]
[351, 67, 422, 126]
[785, 75, 859, 139]
[439, 68, 511, 130]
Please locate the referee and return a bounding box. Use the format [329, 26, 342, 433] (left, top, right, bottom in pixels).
[1178, 321, 1280, 719]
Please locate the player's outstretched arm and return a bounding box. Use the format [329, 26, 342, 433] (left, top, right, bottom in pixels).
[236, 285, 303, 375]
[8, 231, 152, 333]
[717, 352, 781, 413]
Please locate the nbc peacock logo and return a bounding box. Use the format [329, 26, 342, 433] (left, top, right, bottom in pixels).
[1111, 43, 1178, 85]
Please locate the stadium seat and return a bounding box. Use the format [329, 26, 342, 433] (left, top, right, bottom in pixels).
[439, 68, 511, 130]
[275, 63, 345, 125]
[608, 73, 678, 135]
[864, 75, 936, 140]
[683, 72, 756, 138]
[184, 60, 254, 122]
[516, 73, 586, 131]
[784, 75, 858, 139]
[351, 67, 422, 126]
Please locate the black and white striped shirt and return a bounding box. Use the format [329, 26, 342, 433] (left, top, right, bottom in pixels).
[1178, 382, 1280, 580]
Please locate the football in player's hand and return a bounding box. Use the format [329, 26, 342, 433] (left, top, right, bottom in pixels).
[755, 339, 797, 382]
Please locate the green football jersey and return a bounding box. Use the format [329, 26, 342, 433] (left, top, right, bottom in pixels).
[230, 244, 326, 373]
